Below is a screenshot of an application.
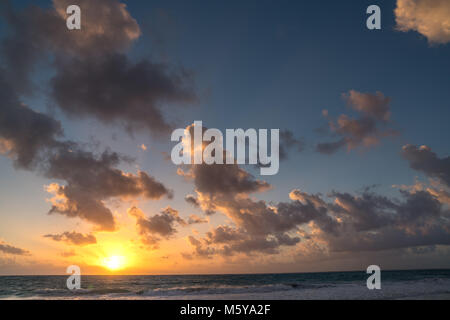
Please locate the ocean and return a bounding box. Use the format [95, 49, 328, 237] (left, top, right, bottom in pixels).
[1, 269, 449, 300]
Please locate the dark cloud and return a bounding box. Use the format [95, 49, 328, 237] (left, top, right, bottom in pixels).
[180, 144, 334, 256]
[46, 183, 117, 231]
[187, 236, 216, 258]
[0, 241, 30, 256]
[45, 147, 172, 200]
[279, 130, 304, 160]
[208, 226, 301, 255]
[225, 196, 334, 237]
[251, 129, 303, 168]
[0, 74, 172, 231]
[43, 231, 97, 246]
[307, 188, 450, 253]
[401, 144, 450, 187]
[0, 74, 124, 229]
[44, 146, 173, 231]
[1, 0, 140, 93]
[0, 1, 174, 231]
[182, 159, 334, 256]
[1, 0, 139, 58]
[328, 189, 445, 232]
[178, 160, 270, 216]
[190, 186, 450, 257]
[0, 75, 63, 169]
[187, 214, 208, 224]
[205, 226, 245, 244]
[183, 151, 449, 257]
[316, 139, 347, 155]
[178, 123, 270, 201]
[2, 0, 196, 137]
[316, 90, 398, 155]
[185, 194, 200, 207]
[128, 206, 186, 249]
[51, 54, 196, 136]
[326, 224, 450, 253]
[327, 191, 396, 232]
[191, 164, 270, 196]
[188, 225, 301, 258]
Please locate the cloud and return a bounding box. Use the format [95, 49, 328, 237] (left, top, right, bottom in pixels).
[185, 194, 200, 207]
[395, 0, 450, 44]
[184, 153, 450, 257]
[178, 161, 270, 216]
[0, 0, 140, 93]
[1, 0, 196, 137]
[45, 149, 172, 200]
[50, 54, 197, 136]
[0, 76, 172, 231]
[316, 90, 398, 155]
[50, 0, 141, 56]
[187, 214, 209, 225]
[189, 225, 301, 257]
[177, 133, 336, 256]
[2, 0, 140, 57]
[187, 225, 302, 258]
[304, 187, 450, 253]
[128, 206, 186, 249]
[176, 134, 450, 259]
[279, 130, 305, 160]
[177, 123, 270, 201]
[43, 232, 97, 246]
[343, 90, 391, 121]
[402, 144, 450, 187]
[316, 139, 347, 155]
[0, 76, 63, 169]
[187, 236, 216, 258]
[250, 129, 303, 166]
[188, 164, 270, 196]
[44, 148, 172, 231]
[60, 250, 76, 258]
[183, 161, 336, 257]
[0, 0, 175, 231]
[0, 241, 30, 256]
[394, 178, 450, 206]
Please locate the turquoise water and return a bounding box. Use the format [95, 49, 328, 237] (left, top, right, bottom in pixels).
[1, 269, 449, 300]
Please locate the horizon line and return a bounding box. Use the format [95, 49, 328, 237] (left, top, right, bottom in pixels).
[1, 267, 449, 277]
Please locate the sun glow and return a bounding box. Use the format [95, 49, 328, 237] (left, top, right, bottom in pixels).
[102, 255, 126, 271]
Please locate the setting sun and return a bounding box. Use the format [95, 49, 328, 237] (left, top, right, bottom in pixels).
[102, 256, 126, 271]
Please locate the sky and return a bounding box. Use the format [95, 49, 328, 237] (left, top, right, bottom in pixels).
[0, 0, 449, 275]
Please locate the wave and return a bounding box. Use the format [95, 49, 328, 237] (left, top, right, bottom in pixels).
[1, 275, 450, 300]
[138, 283, 325, 297]
[132, 278, 450, 299]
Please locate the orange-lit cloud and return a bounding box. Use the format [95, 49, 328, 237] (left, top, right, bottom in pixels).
[44, 231, 97, 246]
[0, 241, 30, 256]
[395, 0, 450, 44]
[316, 90, 398, 154]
